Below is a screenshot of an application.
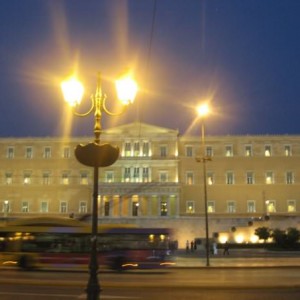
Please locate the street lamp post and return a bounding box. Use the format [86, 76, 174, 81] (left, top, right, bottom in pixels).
[196, 104, 211, 267]
[61, 71, 138, 300]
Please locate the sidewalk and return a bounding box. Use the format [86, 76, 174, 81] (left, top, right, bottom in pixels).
[173, 248, 300, 268]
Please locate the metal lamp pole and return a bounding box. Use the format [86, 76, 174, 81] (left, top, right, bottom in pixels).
[61, 72, 137, 300]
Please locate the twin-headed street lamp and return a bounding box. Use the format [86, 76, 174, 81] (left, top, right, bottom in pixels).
[61, 71, 138, 300]
[196, 103, 211, 267]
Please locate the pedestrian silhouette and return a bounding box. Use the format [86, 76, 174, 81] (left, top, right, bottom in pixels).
[223, 241, 229, 255]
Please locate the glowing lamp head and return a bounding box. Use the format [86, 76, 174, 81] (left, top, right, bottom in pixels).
[115, 73, 138, 105]
[61, 77, 84, 107]
[197, 103, 210, 118]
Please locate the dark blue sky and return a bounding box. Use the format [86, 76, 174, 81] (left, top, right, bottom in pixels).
[0, 0, 299, 137]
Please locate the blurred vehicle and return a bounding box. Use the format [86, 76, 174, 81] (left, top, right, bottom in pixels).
[0, 217, 175, 271]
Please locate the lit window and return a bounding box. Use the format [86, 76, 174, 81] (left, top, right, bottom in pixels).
[25, 147, 33, 159]
[186, 201, 195, 213]
[247, 200, 256, 213]
[60, 201, 68, 213]
[5, 173, 12, 185]
[227, 201, 236, 213]
[245, 145, 252, 157]
[265, 172, 274, 184]
[124, 167, 131, 182]
[134, 142, 140, 156]
[44, 147, 51, 158]
[206, 146, 213, 157]
[159, 171, 168, 182]
[133, 167, 140, 182]
[3, 200, 10, 214]
[142, 167, 149, 182]
[207, 172, 214, 185]
[21, 201, 29, 213]
[124, 142, 131, 157]
[80, 172, 88, 185]
[104, 199, 110, 216]
[23, 172, 31, 185]
[286, 172, 294, 184]
[7, 147, 14, 159]
[62, 173, 69, 185]
[266, 200, 276, 213]
[186, 172, 194, 185]
[142, 142, 149, 156]
[105, 171, 114, 183]
[284, 145, 291, 156]
[208, 201, 215, 213]
[132, 200, 139, 216]
[79, 201, 87, 213]
[287, 200, 296, 212]
[265, 145, 272, 157]
[225, 145, 233, 157]
[160, 200, 168, 216]
[40, 201, 48, 213]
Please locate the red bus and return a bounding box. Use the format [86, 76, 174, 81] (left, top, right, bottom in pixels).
[0, 217, 175, 271]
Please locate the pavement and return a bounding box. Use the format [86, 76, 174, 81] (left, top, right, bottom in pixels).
[173, 248, 300, 268]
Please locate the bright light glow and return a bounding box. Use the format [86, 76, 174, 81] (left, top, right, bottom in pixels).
[235, 234, 244, 244]
[61, 77, 84, 107]
[115, 74, 138, 105]
[219, 235, 228, 244]
[196, 103, 210, 117]
[250, 235, 259, 243]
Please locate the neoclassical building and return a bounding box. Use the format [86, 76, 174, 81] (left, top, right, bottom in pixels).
[1, 122, 300, 247]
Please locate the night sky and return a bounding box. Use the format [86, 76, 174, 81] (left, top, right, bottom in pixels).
[0, 0, 299, 137]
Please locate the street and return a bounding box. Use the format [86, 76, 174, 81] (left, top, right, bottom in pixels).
[0, 267, 300, 299]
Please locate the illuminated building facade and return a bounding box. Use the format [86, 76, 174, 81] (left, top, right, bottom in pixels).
[1, 122, 300, 247]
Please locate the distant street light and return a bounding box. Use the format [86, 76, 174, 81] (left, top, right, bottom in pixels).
[196, 103, 211, 267]
[61, 71, 138, 300]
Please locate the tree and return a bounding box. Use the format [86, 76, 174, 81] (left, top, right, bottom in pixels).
[271, 228, 286, 248]
[271, 227, 300, 249]
[286, 227, 300, 247]
[254, 227, 270, 243]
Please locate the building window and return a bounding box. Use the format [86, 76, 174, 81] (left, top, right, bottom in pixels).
[142, 167, 149, 182]
[142, 142, 149, 156]
[124, 142, 131, 157]
[124, 167, 131, 182]
[80, 172, 89, 185]
[207, 172, 214, 185]
[160, 146, 167, 157]
[132, 200, 139, 216]
[247, 200, 256, 213]
[265, 171, 274, 184]
[264, 145, 272, 157]
[227, 201, 236, 213]
[63, 147, 70, 158]
[246, 172, 254, 184]
[60, 201, 68, 213]
[159, 171, 168, 182]
[105, 171, 114, 183]
[25, 147, 33, 159]
[284, 145, 292, 157]
[186, 146, 193, 157]
[44, 147, 51, 158]
[207, 201, 215, 213]
[7, 147, 14, 159]
[160, 200, 168, 216]
[104, 199, 110, 216]
[133, 167, 140, 182]
[61, 173, 70, 185]
[266, 200, 276, 213]
[245, 145, 252, 157]
[287, 200, 296, 213]
[286, 172, 294, 184]
[133, 142, 140, 156]
[23, 172, 32, 185]
[21, 201, 29, 213]
[225, 145, 233, 157]
[3, 200, 10, 214]
[40, 201, 48, 213]
[186, 172, 194, 185]
[186, 201, 195, 213]
[5, 172, 12, 185]
[206, 146, 213, 157]
[42, 172, 50, 185]
[226, 172, 234, 185]
[79, 201, 87, 213]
